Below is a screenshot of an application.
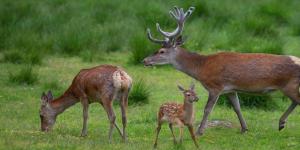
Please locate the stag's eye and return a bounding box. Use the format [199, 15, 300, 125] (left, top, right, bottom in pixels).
[159, 50, 165, 54]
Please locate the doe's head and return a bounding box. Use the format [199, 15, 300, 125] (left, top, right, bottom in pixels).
[39, 91, 56, 132]
[177, 83, 199, 103]
[143, 6, 195, 66]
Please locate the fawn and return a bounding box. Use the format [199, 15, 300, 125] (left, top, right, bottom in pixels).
[154, 83, 199, 148]
[39, 65, 132, 142]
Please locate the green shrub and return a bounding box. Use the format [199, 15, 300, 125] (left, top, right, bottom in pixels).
[3, 50, 42, 65]
[128, 78, 150, 105]
[217, 93, 280, 110]
[129, 33, 158, 65]
[9, 65, 38, 85]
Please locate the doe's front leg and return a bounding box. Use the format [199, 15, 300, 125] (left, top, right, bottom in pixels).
[81, 98, 89, 137]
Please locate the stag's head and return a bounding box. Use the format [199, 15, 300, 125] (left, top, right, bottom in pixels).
[178, 83, 199, 103]
[143, 6, 195, 66]
[39, 91, 56, 132]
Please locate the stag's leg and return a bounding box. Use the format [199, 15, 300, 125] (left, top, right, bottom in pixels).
[154, 122, 162, 148]
[279, 81, 300, 130]
[81, 97, 89, 137]
[196, 91, 220, 136]
[187, 125, 199, 148]
[168, 124, 177, 144]
[120, 91, 129, 142]
[279, 102, 297, 131]
[227, 92, 248, 133]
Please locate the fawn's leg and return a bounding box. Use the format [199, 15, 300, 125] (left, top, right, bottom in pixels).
[187, 125, 199, 148]
[154, 122, 162, 148]
[179, 127, 184, 143]
[81, 97, 89, 137]
[168, 123, 177, 143]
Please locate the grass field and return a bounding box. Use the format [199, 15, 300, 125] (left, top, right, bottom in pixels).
[1, 0, 300, 149]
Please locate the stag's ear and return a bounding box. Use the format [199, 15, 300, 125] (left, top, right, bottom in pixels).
[175, 36, 186, 46]
[47, 90, 53, 101]
[190, 82, 195, 90]
[177, 84, 185, 92]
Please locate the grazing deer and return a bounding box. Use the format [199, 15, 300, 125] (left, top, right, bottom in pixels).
[143, 6, 300, 136]
[39, 65, 132, 142]
[154, 83, 199, 148]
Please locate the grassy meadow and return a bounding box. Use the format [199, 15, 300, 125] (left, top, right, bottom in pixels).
[1, 0, 300, 149]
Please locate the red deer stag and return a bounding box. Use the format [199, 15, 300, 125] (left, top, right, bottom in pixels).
[39, 65, 132, 142]
[154, 83, 199, 148]
[143, 6, 300, 136]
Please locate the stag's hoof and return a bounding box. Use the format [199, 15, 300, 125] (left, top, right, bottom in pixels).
[279, 121, 285, 131]
[80, 133, 87, 137]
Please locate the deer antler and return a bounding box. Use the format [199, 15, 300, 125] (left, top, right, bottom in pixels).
[147, 6, 195, 46]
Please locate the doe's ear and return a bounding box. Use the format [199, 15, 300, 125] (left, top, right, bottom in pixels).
[47, 90, 53, 101]
[190, 82, 195, 90]
[41, 92, 49, 105]
[177, 84, 185, 92]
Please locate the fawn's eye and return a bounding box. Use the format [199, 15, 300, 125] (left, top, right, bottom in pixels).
[187, 94, 190, 96]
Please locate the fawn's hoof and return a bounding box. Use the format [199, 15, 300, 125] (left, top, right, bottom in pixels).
[80, 133, 87, 137]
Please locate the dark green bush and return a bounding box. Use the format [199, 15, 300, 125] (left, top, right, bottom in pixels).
[3, 50, 42, 65]
[128, 78, 150, 105]
[9, 65, 38, 85]
[129, 33, 158, 65]
[217, 93, 280, 110]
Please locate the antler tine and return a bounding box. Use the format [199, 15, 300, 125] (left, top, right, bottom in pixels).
[146, 28, 167, 44]
[156, 6, 193, 39]
[184, 7, 195, 20]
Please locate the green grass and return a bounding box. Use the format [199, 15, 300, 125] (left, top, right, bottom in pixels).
[1, 0, 300, 149]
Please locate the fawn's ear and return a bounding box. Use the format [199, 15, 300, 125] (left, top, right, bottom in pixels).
[177, 84, 185, 92]
[190, 82, 195, 90]
[47, 90, 53, 101]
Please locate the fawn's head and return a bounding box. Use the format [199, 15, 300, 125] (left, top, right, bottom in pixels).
[143, 6, 195, 66]
[39, 91, 56, 132]
[178, 83, 199, 103]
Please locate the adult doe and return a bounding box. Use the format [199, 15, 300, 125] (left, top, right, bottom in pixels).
[39, 65, 132, 142]
[154, 83, 199, 148]
[143, 6, 300, 136]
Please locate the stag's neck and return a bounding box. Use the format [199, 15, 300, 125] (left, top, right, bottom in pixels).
[183, 101, 194, 123]
[50, 93, 79, 115]
[172, 48, 205, 80]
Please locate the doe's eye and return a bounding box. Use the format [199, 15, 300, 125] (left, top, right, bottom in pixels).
[159, 51, 165, 54]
